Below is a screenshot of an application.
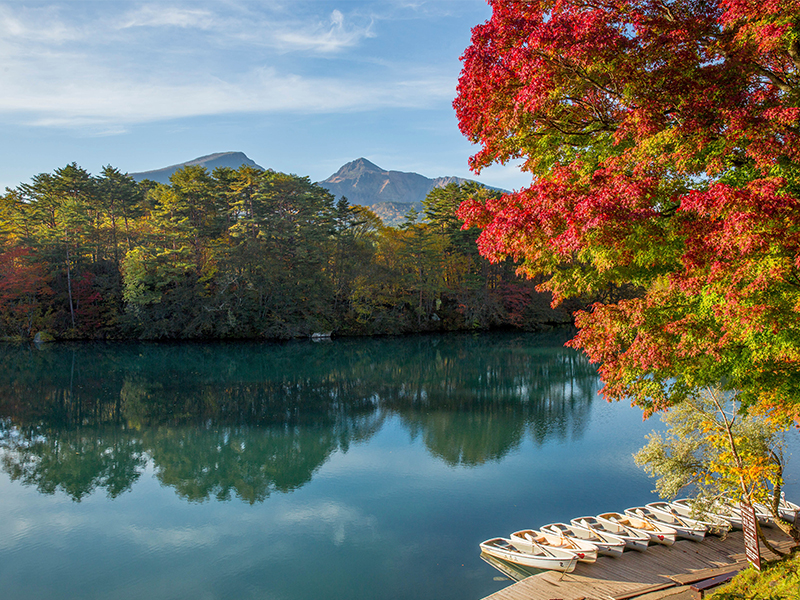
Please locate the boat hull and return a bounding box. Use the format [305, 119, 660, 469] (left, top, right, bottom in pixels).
[479, 538, 578, 572]
[626, 507, 706, 542]
[542, 522, 625, 557]
[598, 513, 676, 546]
[648, 501, 731, 536]
[510, 529, 598, 563]
[670, 499, 742, 531]
[571, 516, 649, 552]
[777, 497, 800, 523]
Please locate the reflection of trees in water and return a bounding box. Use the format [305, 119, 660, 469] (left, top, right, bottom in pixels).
[0, 422, 146, 501]
[0, 332, 600, 501]
[143, 414, 384, 504]
[381, 335, 599, 466]
[0, 416, 384, 504]
[0, 344, 129, 428]
[405, 411, 526, 466]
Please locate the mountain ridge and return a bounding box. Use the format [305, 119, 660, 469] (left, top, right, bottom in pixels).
[129, 151, 264, 184]
[129, 153, 502, 224]
[317, 157, 481, 210]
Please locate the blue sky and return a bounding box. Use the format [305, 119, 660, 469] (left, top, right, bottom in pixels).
[0, 1, 529, 191]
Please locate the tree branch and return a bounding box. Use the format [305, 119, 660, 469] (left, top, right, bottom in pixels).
[788, 38, 800, 71]
[752, 63, 793, 93]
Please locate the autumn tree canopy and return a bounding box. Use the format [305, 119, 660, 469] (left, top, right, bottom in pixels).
[455, 0, 800, 420]
[0, 163, 567, 340]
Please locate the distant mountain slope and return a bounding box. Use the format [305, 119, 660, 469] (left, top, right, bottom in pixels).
[130, 152, 263, 184]
[316, 158, 496, 212]
[369, 202, 417, 225]
[128, 154, 501, 226]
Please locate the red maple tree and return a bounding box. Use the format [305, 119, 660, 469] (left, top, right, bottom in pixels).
[0, 247, 53, 338]
[454, 0, 800, 421]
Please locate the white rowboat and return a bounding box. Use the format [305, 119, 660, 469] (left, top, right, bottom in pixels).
[541, 522, 626, 557]
[669, 498, 743, 531]
[647, 501, 731, 536]
[722, 498, 774, 527]
[754, 495, 800, 524]
[479, 537, 578, 572]
[736, 501, 774, 527]
[598, 512, 677, 546]
[777, 494, 800, 523]
[571, 516, 649, 552]
[510, 529, 598, 563]
[626, 506, 706, 542]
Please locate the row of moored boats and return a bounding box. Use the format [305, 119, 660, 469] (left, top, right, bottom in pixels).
[480, 496, 800, 573]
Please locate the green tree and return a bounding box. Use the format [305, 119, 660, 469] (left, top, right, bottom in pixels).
[423, 182, 513, 328]
[635, 387, 799, 550]
[120, 166, 223, 338]
[235, 170, 337, 337]
[328, 198, 382, 322]
[95, 166, 147, 261]
[14, 164, 98, 333]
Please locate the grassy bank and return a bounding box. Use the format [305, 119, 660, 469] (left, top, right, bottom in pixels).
[709, 551, 800, 599]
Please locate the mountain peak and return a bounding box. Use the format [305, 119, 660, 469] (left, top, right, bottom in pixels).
[185, 151, 254, 166]
[330, 158, 384, 179]
[318, 158, 471, 221]
[351, 157, 382, 169]
[130, 152, 264, 184]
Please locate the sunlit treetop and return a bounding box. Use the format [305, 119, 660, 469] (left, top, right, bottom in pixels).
[456, 0, 800, 177]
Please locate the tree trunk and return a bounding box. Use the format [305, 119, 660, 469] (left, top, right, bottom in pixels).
[65, 240, 76, 329]
[756, 521, 786, 557]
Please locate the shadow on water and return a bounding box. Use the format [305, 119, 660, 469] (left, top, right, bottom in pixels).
[0, 331, 600, 502]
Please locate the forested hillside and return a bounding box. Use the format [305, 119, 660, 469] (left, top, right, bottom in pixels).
[0, 163, 574, 340]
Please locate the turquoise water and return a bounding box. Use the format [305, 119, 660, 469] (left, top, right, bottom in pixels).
[1, 333, 797, 600]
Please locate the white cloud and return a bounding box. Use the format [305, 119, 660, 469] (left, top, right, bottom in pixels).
[473, 160, 534, 191]
[0, 63, 453, 128]
[0, 2, 453, 129]
[268, 9, 376, 54]
[0, 4, 83, 43]
[115, 4, 376, 55]
[118, 6, 216, 30]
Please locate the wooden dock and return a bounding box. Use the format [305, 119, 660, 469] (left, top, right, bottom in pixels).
[482, 528, 794, 600]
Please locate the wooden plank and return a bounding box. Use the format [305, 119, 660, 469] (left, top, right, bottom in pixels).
[690, 571, 738, 592]
[611, 582, 676, 600]
[670, 564, 746, 585]
[632, 585, 693, 600]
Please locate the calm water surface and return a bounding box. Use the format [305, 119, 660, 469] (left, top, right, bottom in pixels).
[1, 332, 798, 600]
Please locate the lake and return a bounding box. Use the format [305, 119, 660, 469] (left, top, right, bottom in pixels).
[1, 332, 797, 600]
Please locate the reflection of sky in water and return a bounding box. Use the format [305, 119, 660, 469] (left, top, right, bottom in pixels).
[1, 413, 798, 600]
[0, 334, 799, 600]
